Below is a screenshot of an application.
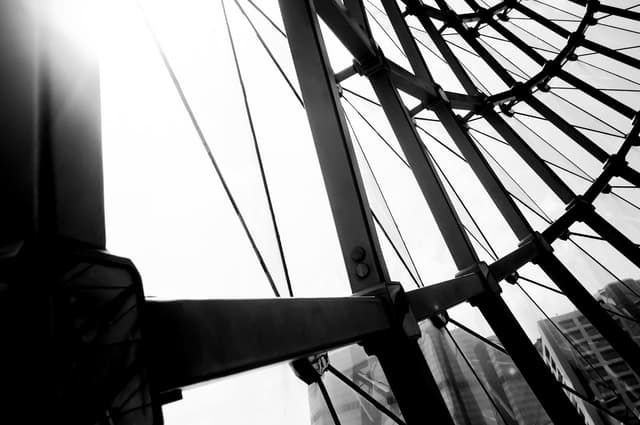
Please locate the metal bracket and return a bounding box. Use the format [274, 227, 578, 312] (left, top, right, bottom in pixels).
[603, 153, 628, 175]
[356, 282, 421, 339]
[291, 352, 329, 385]
[421, 84, 450, 111]
[565, 195, 596, 221]
[518, 231, 554, 264]
[455, 262, 501, 306]
[353, 46, 387, 77]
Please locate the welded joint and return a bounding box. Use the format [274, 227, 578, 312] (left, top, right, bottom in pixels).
[291, 352, 329, 385]
[518, 231, 554, 264]
[455, 262, 501, 306]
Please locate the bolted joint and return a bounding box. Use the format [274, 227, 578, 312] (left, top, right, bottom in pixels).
[509, 82, 530, 101]
[349, 246, 371, 279]
[518, 231, 554, 264]
[505, 271, 520, 285]
[603, 153, 628, 174]
[353, 47, 387, 78]
[500, 102, 515, 117]
[356, 282, 421, 339]
[473, 94, 493, 115]
[290, 352, 329, 385]
[421, 85, 450, 111]
[455, 262, 501, 306]
[466, 26, 480, 38]
[537, 81, 551, 92]
[567, 32, 584, 46]
[542, 61, 560, 77]
[431, 311, 449, 329]
[457, 114, 470, 129]
[565, 195, 595, 222]
[443, 9, 460, 27]
[403, 2, 423, 17]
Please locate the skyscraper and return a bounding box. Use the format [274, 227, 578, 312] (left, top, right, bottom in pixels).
[310, 321, 553, 425]
[538, 280, 640, 425]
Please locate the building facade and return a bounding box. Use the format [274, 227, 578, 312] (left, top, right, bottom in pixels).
[537, 280, 640, 425]
[310, 321, 551, 425]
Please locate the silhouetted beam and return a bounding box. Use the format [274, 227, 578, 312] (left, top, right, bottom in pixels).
[145, 297, 390, 391]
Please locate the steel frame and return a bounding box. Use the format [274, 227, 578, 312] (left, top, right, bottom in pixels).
[2, 1, 640, 424]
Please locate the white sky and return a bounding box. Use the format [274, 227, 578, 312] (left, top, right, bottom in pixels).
[48, 0, 640, 423]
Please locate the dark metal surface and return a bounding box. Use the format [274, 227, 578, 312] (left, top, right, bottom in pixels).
[3, 1, 640, 424]
[279, 0, 389, 292]
[146, 296, 390, 391]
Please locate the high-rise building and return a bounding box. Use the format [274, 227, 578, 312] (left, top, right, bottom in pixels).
[308, 344, 402, 425]
[420, 324, 497, 425]
[477, 337, 550, 425]
[309, 321, 551, 425]
[538, 280, 640, 425]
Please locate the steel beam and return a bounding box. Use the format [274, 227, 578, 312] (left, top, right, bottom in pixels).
[279, 3, 455, 424]
[145, 297, 390, 391]
[379, 3, 587, 424]
[280, 0, 389, 291]
[406, 273, 485, 321]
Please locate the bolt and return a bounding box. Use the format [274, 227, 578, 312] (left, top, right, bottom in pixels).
[351, 246, 366, 262]
[355, 263, 370, 278]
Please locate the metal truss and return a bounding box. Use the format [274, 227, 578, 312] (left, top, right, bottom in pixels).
[2, 0, 640, 424]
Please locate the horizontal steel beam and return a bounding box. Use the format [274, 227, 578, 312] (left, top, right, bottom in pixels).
[406, 273, 485, 321]
[145, 297, 390, 391]
[145, 273, 495, 392]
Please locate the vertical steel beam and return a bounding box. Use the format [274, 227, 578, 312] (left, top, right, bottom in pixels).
[279, 0, 389, 292]
[279, 2, 455, 424]
[378, 3, 585, 424]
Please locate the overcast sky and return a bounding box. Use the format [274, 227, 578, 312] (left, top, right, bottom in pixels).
[46, 0, 640, 422]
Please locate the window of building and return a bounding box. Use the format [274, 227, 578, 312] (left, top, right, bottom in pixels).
[544, 345, 549, 359]
[601, 348, 618, 361]
[567, 330, 583, 342]
[592, 337, 608, 349]
[577, 316, 590, 325]
[585, 326, 600, 337]
[609, 361, 629, 374]
[620, 374, 639, 386]
[559, 319, 576, 329]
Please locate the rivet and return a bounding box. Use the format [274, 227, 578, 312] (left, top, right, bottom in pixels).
[351, 246, 366, 261]
[355, 263, 370, 278]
